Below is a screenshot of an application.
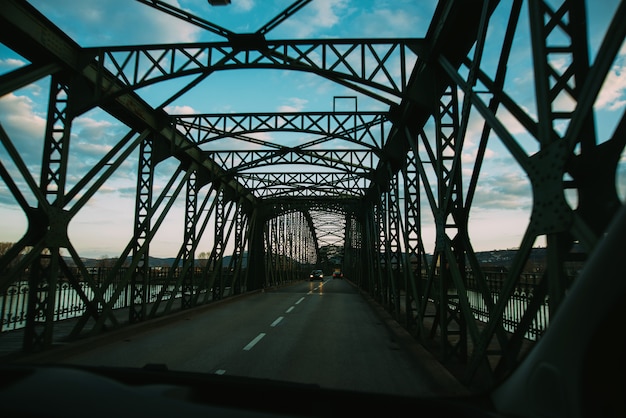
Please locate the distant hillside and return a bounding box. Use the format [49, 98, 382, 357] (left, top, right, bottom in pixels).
[64, 246, 584, 271]
[64, 254, 242, 268]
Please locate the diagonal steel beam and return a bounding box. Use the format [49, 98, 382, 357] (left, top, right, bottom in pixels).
[257, 0, 313, 36]
[0, 0, 257, 211]
[136, 0, 234, 39]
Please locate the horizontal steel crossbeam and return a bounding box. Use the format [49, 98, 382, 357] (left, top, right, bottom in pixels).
[174, 111, 389, 149]
[86, 39, 423, 105]
[206, 149, 376, 175]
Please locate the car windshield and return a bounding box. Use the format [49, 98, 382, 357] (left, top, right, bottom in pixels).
[0, 1, 624, 415]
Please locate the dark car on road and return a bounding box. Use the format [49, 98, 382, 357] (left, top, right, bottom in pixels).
[332, 270, 343, 279]
[309, 269, 324, 281]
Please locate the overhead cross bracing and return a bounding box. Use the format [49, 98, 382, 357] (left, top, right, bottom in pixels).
[85, 39, 422, 107]
[173, 112, 389, 149]
[1, 0, 625, 392]
[171, 111, 388, 199]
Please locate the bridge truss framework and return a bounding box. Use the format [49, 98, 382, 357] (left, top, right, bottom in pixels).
[0, 0, 625, 389]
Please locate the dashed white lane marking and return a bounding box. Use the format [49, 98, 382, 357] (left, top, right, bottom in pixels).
[270, 316, 284, 327]
[215, 369, 226, 375]
[243, 333, 266, 351]
[308, 281, 326, 294]
[245, 295, 309, 351]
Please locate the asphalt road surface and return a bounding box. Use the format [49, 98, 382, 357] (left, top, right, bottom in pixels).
[51, 278, 459, 397]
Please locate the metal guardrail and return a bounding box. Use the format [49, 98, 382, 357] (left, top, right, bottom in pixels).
[1, 267, 213, 332]
[2, 265, 554, 339]
[1, 265, 305, 333]
[430, 271, 553, 341]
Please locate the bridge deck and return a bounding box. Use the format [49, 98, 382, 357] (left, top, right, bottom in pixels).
[1, 279, 469, 397]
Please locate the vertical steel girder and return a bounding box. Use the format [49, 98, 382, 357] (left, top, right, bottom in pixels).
[227, 204, 247, 294]
[428, 84, 469, 363]
[380, 174, 407, 319]
[129, 137, 154, 323]
[147, 175, 215, 316]
[181, 170, 198, 309]
[212, 188, 225, 300]
[342, 213, 360, 282]
[527, 0, 598, 315]
[200, 189, 238, 302]
[87, 162, 189, 333]
[402, 147, 427, 336]
[23, 74, 73, 351]
[265, 217, 278, 287]
[256, 208, 317, 287]
[277, 215, 287, 284]
[245, 208, 266, 290]
[370, 199, 384, 299]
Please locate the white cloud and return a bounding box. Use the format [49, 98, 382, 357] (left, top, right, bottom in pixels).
[0, 93, 46, 161]
[74, 116, 115, 137]
[310, 0, 344, 28]
[164, 105, 198, 114]
[29, 0, 203, 46]
[149, 4, 202, 44]
[595, 59, 626, 111]
[72, 142, 115, 160]
[277, 97, 308, 112]
[356, 8, 419, 38]
[462, 147, 496, 165]
[281, 0, 348, 38]
[0, 58, 26, 70]
[234, 0, 255, 12]
[470, 166, 532, 211]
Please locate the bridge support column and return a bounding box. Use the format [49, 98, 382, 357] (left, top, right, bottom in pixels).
[246, 208, 266, 290]
[402, 138, 427, 337]
[360, 200, 380, 296]
[22, 73, 78, 351]
[416, 82, 473, 364]
[224, 202, 244, 294]
[204, 188, 229, 300]
[129, 136, 154, 323]
[181, 170, 198, 309]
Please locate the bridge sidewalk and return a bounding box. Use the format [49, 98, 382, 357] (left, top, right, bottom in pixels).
[2, 282, 532, 395]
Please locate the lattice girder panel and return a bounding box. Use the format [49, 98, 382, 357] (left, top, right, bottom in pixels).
[86, 39, 423, 105]
[237, 172, 369, 198]
[206, 149, 378, 174]
[174, 112, 390, 150]
[309, 209, 347, 256]
[424, 0, 626, 388]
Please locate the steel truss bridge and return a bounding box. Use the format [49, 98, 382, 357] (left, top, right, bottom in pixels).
[0, 0, 625, 388]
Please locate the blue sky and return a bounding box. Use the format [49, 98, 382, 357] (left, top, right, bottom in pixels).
[0, 0, 625, 258]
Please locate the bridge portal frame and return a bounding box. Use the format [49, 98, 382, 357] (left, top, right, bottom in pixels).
[0, 0, 624, 392]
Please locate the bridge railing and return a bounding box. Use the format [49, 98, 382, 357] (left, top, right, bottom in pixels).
[1, 266, 210, 333]
[416, 270, 553, 341]
[0, 264, 308, 334]
[3, 266, 556, 342]
[467, 271, 549, 340]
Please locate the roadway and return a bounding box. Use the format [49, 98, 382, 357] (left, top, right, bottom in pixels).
[29, 278, 465, 398]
